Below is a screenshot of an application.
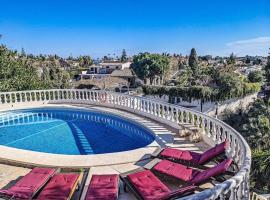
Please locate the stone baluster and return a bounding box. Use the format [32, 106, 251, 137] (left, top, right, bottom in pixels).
[207, 120, 211, 138]
[176, 108, 180, 123]
[197, 115, 201, 127]
[19, 93, 22, 102]
[5, 94, 9, 103]
[12, 93, 16, 103]
[83, 91, 86, 101]
[34, 92, 37, 101]
[170, 107, 174, 122]
[90, 92, 94, 101]
[230, 136, 236, 158]
[23, 93, 26, 102]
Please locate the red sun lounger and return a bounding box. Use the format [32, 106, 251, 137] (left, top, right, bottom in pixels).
[154, 140, 228, 166]
[152, 158, 233, 185]
[36, 173, 81, 200]
[84, 174, 119, 200]
[121, 169, 197, 200]
[0, 167, 57, 200]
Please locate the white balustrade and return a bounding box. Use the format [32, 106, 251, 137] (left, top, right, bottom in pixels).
[0, 89, 251, 200]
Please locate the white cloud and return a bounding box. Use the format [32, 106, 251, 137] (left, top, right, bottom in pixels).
[223, 36, 270, 56]
[226, 36, 270, 47]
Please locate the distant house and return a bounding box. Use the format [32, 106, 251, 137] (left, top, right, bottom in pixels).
[99, 61, 131, 74]
[238, 65, 262, 76]
[78, 61, 132, 80]
[88, 65, 102, 74]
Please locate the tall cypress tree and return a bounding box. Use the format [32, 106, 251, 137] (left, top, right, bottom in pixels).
[188, 48, 199, 76]
[120, 49, 127, 62]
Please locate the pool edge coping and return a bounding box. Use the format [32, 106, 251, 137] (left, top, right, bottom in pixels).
[0, 103, 165, 168]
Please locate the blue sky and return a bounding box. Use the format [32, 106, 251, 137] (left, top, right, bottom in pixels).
[0, 0, 270, 58]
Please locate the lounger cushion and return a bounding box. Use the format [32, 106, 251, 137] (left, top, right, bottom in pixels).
[191, 158, 233, 184]
[160, 148, 201, 163]
[36, 173, 79, 200]
[198, 140, 228, 164]
[85, 174, 118, 200]
[127, 170, 171, 200]
[0, 167, 56, 199]
[153, 160, 198, 182]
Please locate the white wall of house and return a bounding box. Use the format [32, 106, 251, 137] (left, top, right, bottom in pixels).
[100, 62, 131, 70]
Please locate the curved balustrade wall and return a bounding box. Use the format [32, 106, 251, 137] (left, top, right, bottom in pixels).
[0, 89, 251, 200]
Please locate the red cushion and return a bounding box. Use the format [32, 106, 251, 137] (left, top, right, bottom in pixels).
[127, 170, 171, 200]
[153, 160, 197, 182]
[0, 167, 56, 199]
[36, 173, 79, 200]
[198, 140, 228, 164]
[160, 148, 201, 163]
[85, 174, 119, 200]
[191, 158, 233, 184]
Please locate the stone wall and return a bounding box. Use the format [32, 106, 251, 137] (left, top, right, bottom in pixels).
[145, 93, 258, 117]
[206, 93, 258, 117]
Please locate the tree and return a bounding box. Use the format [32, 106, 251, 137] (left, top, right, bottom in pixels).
[222, 99, 270, 191]
[227, 53, 236, 65]
[131, 53, 170, 84]
[265, 49, 270, 83]
[0, 45, 41, 91]
[188, 48, 199, 76]
[248, 70, 264, 83]
[245, 55, 251, 64]
[21, 48, 26, 57]
[120, 49, 127, 62]
[216, 72, 243, 100]
[265, 49, 270, 101]
[78, 56, 93, 68]
[0, 44, 71, 91]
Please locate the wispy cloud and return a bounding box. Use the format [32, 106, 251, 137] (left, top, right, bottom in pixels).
[226, 36, 270, 47]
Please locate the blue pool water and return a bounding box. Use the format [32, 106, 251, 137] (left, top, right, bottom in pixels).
[0, 107, 155, 155]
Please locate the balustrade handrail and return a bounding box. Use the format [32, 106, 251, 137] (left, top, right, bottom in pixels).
[0, 89, 251, 200]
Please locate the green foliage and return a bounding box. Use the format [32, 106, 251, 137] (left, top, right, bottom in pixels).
[248, 70, 264, 83]
[131, 52, 170, 84]
[223, 99, 270, 150]
[120, 49, 127, 62]
[243, 82, 261, 95]
[143, 81, 260, 103]
[265, 49, 270, 82]
[143, 85, 216, 102]
[227, 53, 236, 65]
[177, 67, 193, 86]
[78, 56, 93, 68]
[251, 151, 270, 191]
[222, 99, 270, 192]
[41, 66, 71, 89]
[188, 48, 199, 76]
[0, 45, 71, 91]
[216, 72, 243, 99]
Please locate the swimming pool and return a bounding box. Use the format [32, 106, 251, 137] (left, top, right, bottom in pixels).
[0, 107, 155, 155]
